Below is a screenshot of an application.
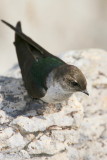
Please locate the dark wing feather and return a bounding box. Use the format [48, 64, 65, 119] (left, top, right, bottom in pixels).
[14, 22, 47, 98]
[1, 20, 65, 98]
[1, 20, 64, 61]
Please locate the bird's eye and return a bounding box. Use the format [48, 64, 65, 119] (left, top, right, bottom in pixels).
[68, 80, 79, 87]
[72, 82, 79, 86]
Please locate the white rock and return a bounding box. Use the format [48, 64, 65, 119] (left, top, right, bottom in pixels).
[19, 149, 30, 159]
[51, 130, 79, 144]
[12, 96, 83, 133]
[27, 135, 65, 155]
[0, 110, 9, 124]
[0, 49, 107, 159]
[7, 132, 27, 149]
[78, 140, 107, 160]
[80, 115, 107, 141]
[0, 127, 14, 140]
[67, 147, 79, 160]
[60, 49, 107, 160]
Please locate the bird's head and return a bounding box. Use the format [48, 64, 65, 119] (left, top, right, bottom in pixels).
[54, 64, 89, 95]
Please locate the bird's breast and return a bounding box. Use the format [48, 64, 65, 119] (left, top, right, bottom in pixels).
[41, 82, 71, 103]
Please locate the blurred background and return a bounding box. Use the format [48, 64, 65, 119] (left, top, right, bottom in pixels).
[0, 0, 107, 75]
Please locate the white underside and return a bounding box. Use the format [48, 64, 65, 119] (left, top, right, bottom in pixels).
[41, 81, 72, 103]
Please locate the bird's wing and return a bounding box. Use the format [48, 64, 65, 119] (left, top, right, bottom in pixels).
[1, 20, 65, 98]
[1, 20, 64, 61]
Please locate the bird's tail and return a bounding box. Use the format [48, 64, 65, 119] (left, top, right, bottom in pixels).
[1, 20, 50, 55]
[14, 21, 30, 69]
[1, 20, 62, 60]
[1, 20, 35, 73]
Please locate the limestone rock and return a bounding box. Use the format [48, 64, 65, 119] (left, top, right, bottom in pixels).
[27, 135, 66, 155]
[0, 110, 9, 124]
[0, 49, 107, 159]
[61, 49, 107, 160]
[0, 63, 83, 159]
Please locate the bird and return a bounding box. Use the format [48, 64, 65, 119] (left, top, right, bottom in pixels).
[1, 20, 89, 104]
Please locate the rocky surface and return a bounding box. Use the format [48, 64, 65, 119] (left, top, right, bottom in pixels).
[0, 49, 107, 160]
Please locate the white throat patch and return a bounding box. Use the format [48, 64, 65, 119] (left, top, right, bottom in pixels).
[41, 72, 72, 103]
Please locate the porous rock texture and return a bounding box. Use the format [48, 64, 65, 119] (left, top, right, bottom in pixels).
[0, 49, 107, 160]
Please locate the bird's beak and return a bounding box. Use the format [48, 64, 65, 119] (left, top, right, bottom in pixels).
[82, 89, 89, 96]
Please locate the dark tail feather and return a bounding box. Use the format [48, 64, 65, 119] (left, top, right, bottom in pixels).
[1, 20, 64, 61]
[1, 20, 44, 76]
[14, 22, 34, 73]
[14, 21, 31, 69]
[14, 21, 22, 46]
[1, 20, 65, 66]
[1, 20, 50, 55]
[1, 20, 22, 33]
[1, 20, 35, 71]
[15, 21, 22, 32]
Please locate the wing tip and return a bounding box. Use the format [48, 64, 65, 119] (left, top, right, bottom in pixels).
[1, 19, 7, 24]
[1, 19, 22, 30]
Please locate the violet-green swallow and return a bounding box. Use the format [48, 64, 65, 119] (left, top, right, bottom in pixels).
[1, 20, 89, 103]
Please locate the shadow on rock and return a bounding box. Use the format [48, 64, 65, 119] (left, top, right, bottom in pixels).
[0, 76, 62, 118]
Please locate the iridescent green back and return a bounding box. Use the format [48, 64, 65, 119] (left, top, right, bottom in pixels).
[31, 57, 64, 89]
